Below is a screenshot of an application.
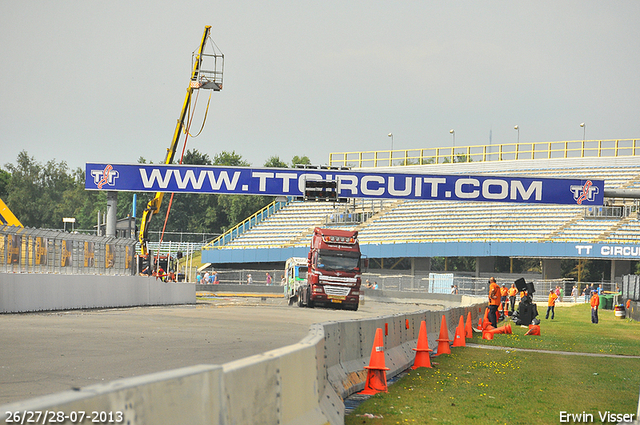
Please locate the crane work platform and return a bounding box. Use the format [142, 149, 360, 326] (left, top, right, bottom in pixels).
[189, 28, 224, 91]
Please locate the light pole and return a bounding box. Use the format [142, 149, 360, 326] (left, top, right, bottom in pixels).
[580, 122, 586, 141]
[514, 125, 519, 143]
[450, 129, 455, 148]
[388, 133, 394, 151]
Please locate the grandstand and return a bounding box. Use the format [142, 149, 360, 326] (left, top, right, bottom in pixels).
[201, 140, 640, 282]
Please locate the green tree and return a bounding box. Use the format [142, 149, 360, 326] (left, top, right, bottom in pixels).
[291, 155, 311, 167]
[53, 168, 105, 231]
[214, 151, 249, 167]
[264, 156, 288, 168]
[5, 151, 76, 229]
[430, 257, 476, 272]
[562, 259, 610, 283]
[0, 167, 10, 198]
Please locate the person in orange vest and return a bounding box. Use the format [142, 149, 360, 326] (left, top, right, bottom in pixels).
[500, 284, 509, 313]
[546, 289, 559, 319]
[488, 277, 501, 328]
[508, 283, 518, 313]
[590, 291, 600, 324]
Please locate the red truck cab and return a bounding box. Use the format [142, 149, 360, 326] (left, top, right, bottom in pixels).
[302, 227, 362, 310]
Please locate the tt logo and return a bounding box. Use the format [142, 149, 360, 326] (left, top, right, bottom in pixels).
[91, 165, 120, 189]
[570, 181, 598, 204]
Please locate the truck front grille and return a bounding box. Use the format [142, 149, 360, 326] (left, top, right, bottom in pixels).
[324, 285, 351, 297]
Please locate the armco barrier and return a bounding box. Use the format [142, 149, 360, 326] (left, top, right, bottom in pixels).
[0, 296, 485, 425]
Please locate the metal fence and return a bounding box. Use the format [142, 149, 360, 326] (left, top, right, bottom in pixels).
[194, 267, 621, 304]
[196, 268, 286, 286]
[623, 275, 640, 301]
[0, 225, 137, 275]
[367, 273, 619, 303]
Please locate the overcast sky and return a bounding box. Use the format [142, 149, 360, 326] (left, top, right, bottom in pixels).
[2, 1, 639, 171]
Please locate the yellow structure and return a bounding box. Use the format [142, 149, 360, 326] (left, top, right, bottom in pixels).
[329, 139, 640, 168]
[138, 25, 223, 257]
[0, 198, 22, 227]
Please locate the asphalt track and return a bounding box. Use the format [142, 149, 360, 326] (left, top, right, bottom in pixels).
[0, 296, 441, 405]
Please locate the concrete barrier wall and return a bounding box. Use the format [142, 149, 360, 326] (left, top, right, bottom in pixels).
[324, 302, 485, 400]
[0, 274, 195, 313]
[0, 294, 485, 425]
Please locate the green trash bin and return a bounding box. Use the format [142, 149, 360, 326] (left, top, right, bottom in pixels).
[601, 294, 614, 310]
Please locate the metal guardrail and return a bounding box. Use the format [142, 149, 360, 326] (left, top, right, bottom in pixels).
[144, 241, 207, 255]
[0, 225, 136, 275]
[203, 199, 289, 250]
[584, 205, 637, 219]
[329, 139, 640, 168]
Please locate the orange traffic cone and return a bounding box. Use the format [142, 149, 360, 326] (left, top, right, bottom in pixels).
[360, 328, 390, 394]
[465, 311, 473, 339]
[435, 315, 452, 356]
[483, 323, 513, 338]
[478, 316, 483, 330]
[452, 315, 466, 347]
[411, 320, 432, 369]
[525, 324, 540, 336]
[482, 308, 493, 330]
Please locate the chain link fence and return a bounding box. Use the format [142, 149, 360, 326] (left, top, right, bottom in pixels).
[0, 225, 137, 275]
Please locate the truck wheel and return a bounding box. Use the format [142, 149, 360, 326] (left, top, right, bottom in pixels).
[308, 287, 316, 308]
[288, 296, 296, 306]
[346, 303, 359, 311]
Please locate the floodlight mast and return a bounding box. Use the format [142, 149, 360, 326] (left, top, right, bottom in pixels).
[138, 25, 223, 259]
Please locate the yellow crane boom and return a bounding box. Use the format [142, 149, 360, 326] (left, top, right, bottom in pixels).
[138, 25, 222, 258]
[0, 198, 23, 228]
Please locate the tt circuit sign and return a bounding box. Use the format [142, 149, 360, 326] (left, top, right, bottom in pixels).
[575, 244, 640, 259]
[85, 163, 604, 206]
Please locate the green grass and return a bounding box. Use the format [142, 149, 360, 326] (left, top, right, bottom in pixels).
[346, 303, 640, 425]
[477, 303, 640, 356]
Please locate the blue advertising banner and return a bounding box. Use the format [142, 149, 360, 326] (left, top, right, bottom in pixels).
[85, 163, 604, 206]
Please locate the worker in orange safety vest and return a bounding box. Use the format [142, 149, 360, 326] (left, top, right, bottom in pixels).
[508, 283, 518, 313]
[488, 277, 501, 328]
[546, 289, 559, 320]
[590, 291, 600, 324]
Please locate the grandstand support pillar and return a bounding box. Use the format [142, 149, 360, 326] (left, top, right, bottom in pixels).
[611, 260, 631, 283]
[475, 256, 495, 277]
[106, 191, 118, 238]
[411, 258, 431, 274]
[542, 259, 562, 280]
[411, 258, 431, 288]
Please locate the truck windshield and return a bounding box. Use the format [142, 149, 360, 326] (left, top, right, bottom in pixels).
[317, 251, 360, 272]
[296, 266, 307, 280]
